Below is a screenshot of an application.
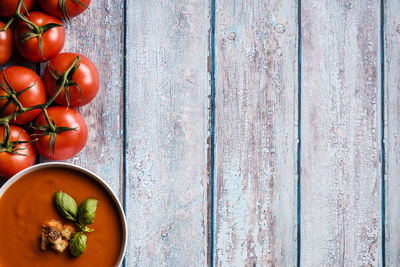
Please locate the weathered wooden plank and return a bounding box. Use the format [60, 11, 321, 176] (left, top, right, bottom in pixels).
[214, 0, 298, 266]
[301, 1, 382, 266]
[384, 1, 400, 265]
[38, 2, 125, 200]
[125, 1, 210, 265]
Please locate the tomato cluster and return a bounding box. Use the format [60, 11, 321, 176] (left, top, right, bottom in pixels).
[0, 0, 99, 179]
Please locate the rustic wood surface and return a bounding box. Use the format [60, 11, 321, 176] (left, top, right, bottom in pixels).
[124, 1, 210, 266]
[385, 0, 400, 265]
[214, 0, 298, 266]
[3, 0, 400, 266]
[301, 0, 382, 266]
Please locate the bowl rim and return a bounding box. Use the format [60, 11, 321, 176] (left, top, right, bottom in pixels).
[0, 162, 127, 267]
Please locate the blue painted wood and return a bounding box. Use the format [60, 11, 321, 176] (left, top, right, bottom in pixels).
[301, 0, 382, 265]
[384, 0, 400, 265]
[124, 0, 211, 265]
[213, 0, 299, 266]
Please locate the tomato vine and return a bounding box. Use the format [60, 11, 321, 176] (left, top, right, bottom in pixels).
[1, 0, 63, 61]
[0, 56, 82, 155]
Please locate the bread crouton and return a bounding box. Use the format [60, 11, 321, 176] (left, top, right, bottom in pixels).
[40, 220, 77, 254]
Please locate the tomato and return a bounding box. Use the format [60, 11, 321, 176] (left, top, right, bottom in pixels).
[0, 66, 47, 125]
[14, 11, 65, 62]
[38, 0, 90, 20]
[34, 107, 88, 160]
[0, 0, 35, 18]
[44, 53, 99, 107]
[0, 125, 36, 179]
[0, 21, 13, 65]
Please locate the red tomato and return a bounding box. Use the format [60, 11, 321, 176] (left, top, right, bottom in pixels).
[0, 0, 35, 18]
[0, 125, 36, 179]
[44, 53, 99, 107]
[38, 0, 90, 20]
[34, 107, 88, 160]
[14, 11, 65, 62]
[0, 66, 47, 125]
[0, 21, 13, 65]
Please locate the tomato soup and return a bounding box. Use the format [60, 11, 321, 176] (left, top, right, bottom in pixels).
[0, 167, 123, 267]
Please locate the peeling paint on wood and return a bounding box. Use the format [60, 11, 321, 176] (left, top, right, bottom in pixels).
[214, 0, 298, 266]
[301, 0, 382, 266]
[124, 1, 210, 266]
[384, 0, 400, 265]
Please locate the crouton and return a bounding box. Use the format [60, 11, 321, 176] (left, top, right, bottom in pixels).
[52, 238, 69, 254]
[40, 220, 77, 254]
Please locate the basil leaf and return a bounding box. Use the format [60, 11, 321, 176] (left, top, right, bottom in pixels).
[78, 198, 98, 226]
[69, 232, 87, 257]
[54, 191, 78, 222]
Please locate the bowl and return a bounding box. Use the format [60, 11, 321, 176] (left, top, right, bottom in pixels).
[0, 162, 127, 266]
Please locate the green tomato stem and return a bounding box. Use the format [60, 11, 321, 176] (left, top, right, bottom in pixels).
[42, 108, 56, 132]
[0, 17, 15, 32]
[0, 0, 36, 32]
[1, 122, 11, 148]
[10, 94, 24, 112]
[14, 0, 41, 33]
[43, 57, 81, 109]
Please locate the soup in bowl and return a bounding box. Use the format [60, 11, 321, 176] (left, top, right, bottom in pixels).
[0, 162, 127, 267]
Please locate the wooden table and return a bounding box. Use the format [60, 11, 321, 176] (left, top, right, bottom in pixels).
[5, 0, 400, 266]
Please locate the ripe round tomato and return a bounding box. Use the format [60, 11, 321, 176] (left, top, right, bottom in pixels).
[0, 0, 35, 18]
[34, 107, 88, 160]
[38, 0, 90, 20]
[44, 53, 99, 107]
[0, 125, 36, 179]
[0, 21, 13, 65]
[0, 66, 47, 125]
[14, 11, 65, 62]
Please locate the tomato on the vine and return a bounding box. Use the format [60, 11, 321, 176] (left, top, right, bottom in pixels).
[38, 0, 90, 20]
[0, 21, 13, 65]
[0, 125, 36, 179]
[14, 11, 65, 62]
[0, 0, 35, 18]
[34, 106, 88, 160]
[0, 66, 47, 125]
[44, 53, 99, 107]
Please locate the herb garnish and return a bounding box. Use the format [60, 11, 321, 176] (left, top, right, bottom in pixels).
[69, 232, 87, 257]
[54, 191, 98, 256]
[54, 191, 78, 222]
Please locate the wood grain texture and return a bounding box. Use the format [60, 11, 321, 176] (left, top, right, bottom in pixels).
[384, 0, 400, 265]
[214, 0, 298, 266]
[301, 0, 382, 266]
[39, 1, 125, 200]
[125, 1, 210, 265]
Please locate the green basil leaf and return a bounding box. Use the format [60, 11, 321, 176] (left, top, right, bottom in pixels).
[78, 198, 98, 226]
[54, 191, 78, 222]
[69, 232, 87, 257]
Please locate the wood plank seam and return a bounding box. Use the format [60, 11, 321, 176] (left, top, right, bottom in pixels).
[379, 0, 386, 265]
[209, 0, 216, 266]
[297, 0, 302, 266]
